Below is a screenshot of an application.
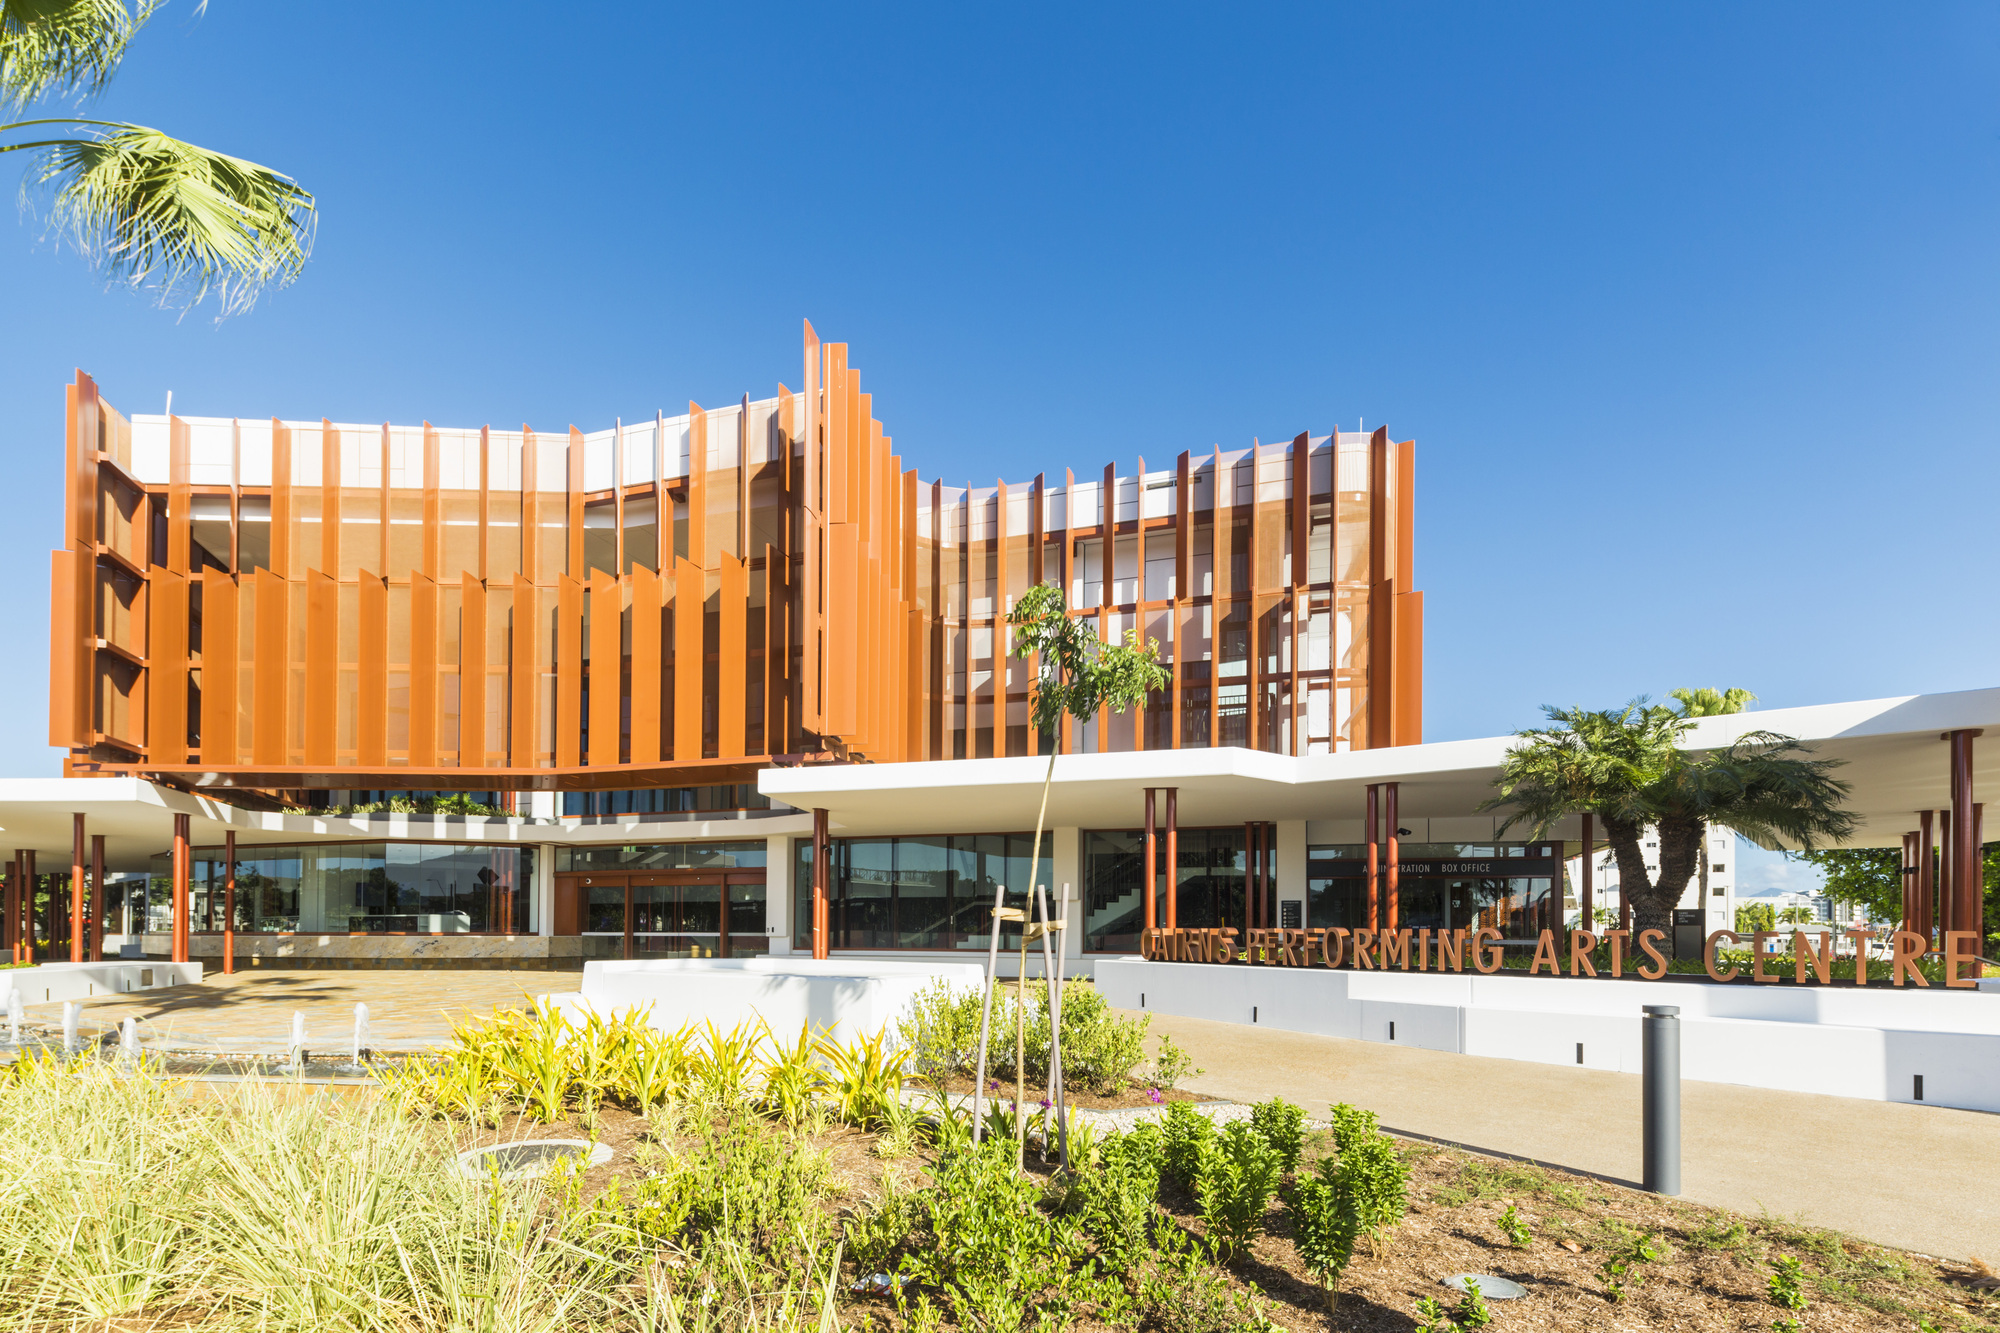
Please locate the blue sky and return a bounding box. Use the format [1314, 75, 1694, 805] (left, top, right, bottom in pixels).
[2, 1, 1997, 808]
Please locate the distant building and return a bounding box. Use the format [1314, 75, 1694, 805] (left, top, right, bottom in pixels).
[1566, 826, 1734, 934]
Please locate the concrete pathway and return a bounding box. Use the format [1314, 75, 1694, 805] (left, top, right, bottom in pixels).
[1130, 1009, 2000, 1263]
[28, 969, 576, 1053]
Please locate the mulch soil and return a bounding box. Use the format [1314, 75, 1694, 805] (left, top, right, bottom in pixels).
[923, 1071, 1209, 1110]
[454, 1107, 1999, 1331]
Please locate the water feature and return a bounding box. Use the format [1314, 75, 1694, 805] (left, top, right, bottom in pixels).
[61, 1002, 78, 1053]
[6, 990, 21, 1046]
[351, 1002, 371, 1067]
[287, 1011, 307, 1072]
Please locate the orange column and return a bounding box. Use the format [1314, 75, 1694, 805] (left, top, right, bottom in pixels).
[1165, 787, 1179, 928]
[69, 813, 85, 963]
[171, 814, 190, 965]
[223, 830, 236, 975]
[89, 834, 104, 962]
[1384, 782, 1400, 933]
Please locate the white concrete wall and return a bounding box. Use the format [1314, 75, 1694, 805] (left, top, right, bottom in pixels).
[1095, 959, 2000, 1113]
[0, 961, 201, 1006]
[552, 957, 986, 1046]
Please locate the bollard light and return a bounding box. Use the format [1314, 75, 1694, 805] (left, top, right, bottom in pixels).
[1642, 1004, 1681, 1196]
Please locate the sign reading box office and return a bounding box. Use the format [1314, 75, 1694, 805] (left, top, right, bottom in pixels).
[1137, 925, 1987, 988]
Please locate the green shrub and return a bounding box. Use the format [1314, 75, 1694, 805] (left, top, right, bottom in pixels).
[1162, 1100, 1217, 1190]
[1195, 1122, 1282, 1261]
[1151, 1032, 1203, 1089]
[1248, 1097, 1305, 1175]
[1325, 1103, 1409, 1255]
[1768, 1256, 1808, 1311]
[1063, 1124, 1164, 1266]
[897, 979, 1152, 1094]
[899, 1139, 1085, 1329]
[1289, 1174, 1360, 1310]
[1498, 1203, 1531, 1247]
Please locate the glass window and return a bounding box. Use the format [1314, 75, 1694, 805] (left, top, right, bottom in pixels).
[152, 842, 534, 934]
[793, 833, 1051, 951]
[557, 841, 766, 872]
[1306, 844, 1557, 938]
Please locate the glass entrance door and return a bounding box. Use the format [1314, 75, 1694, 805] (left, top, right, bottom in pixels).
[566, 870, 766, 959]
[632, 877, 723, 959]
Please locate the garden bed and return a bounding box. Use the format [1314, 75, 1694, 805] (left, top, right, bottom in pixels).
[3, 1001, 1992, 1333]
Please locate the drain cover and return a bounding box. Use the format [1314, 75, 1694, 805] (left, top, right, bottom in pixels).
[1442, 1274, 1528, 1299]
[456, 1139, 612, 1181]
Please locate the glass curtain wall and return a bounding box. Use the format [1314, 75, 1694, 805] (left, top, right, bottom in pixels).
[146, 842, 535, 934]
[794, 834, 1051, 951]
[1083, 827, 1246, 953]
[1306, 842, 1560, 937]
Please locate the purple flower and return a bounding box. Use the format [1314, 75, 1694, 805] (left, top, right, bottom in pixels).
[1147, 1088, 1164, 1103]
[1039, 1098, 1051, 1110]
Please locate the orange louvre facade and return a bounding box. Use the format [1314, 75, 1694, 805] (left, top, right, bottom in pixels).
[50, 323, 1422, 792]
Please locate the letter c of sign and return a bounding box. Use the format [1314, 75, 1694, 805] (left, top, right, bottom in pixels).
[1704, 930, 1740, 983]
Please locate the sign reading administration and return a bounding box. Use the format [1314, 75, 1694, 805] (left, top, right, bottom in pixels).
[1136, 926, 1985, 988]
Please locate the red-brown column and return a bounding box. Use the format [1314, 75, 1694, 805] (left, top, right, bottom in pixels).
[1918, 809, 1936, 943]
[811, 807, 830, 960]
[1579, 813, 1594, 931]
[89, 834, 104, 962]
[4, 856, 14, 962]
[70, 814, 86, 963]
[223, 830, 236, 976]
[1241, 820, 1254, 935]
[1365, 785, 1379, 930]
[1384, 782, 1400, 933]
[1142, 788, 1157, 934]
[172, 813, 190, 965]
[1165, 787, 1179, 928]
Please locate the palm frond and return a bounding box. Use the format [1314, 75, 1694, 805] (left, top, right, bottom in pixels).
[0, 0, 154, 109]
[24, 120, 313, 314]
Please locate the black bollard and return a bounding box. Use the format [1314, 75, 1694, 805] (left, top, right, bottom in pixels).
[1642, 1004, 1681, 1195]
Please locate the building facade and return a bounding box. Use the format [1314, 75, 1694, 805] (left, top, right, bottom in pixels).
[49, 321, 1422, 801]
[14, 325, 1982, 978]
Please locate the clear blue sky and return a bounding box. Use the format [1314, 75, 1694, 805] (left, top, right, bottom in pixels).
[2, 2, 1997, 780]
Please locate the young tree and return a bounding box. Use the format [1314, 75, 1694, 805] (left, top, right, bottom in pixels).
[1484, 699, 1856, 939]
[967, 581, 1166, 1148]
[2, 1, 314, 313]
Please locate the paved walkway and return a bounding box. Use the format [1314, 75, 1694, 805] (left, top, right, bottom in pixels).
[1130, 1010, 2000, 1262]
[27, 970, 577, 1053]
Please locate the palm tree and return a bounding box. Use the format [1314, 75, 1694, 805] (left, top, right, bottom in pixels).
[1777, 904, 1817, 926]
[1670, 687, 1757, 905]
[966, 581, 1165, 1153]
[2, 1, 314, 313]
[1483, 699, 1856, 939]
